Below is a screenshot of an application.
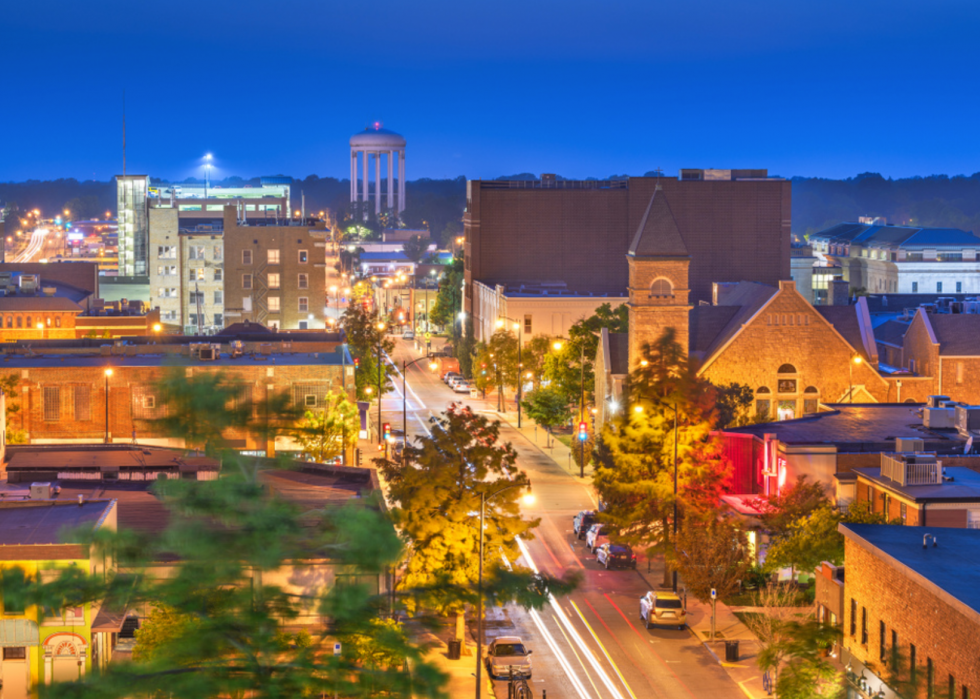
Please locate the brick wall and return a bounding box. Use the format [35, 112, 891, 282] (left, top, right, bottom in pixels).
[844, 537, 980, 697]
[903, 311, 939, 384]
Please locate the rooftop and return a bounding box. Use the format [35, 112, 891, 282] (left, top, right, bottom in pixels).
[0, 500, 114, 546]
[853, 465, 980, 502]
[0, 349, 348, 369]
[813, 222, 980, 249]
[841, 524, 980, 623]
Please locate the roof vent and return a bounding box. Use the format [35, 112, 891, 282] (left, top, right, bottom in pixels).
[923, 533, 938, 549]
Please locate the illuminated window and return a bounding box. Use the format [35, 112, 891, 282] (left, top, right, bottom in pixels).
[267, 273, 280, 289]
[268, 297, 280, 313]
[268, 249, 280, 265]
[298, 250, 308, 264]
[188, 246, 205, 260]
[214, 268, 222, 282]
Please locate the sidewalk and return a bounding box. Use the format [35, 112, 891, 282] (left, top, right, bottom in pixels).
[404, 622, 494, 699]
[489, 403, 772, 699]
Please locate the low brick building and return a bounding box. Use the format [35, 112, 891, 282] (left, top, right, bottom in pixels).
[840, 523, 980, 699]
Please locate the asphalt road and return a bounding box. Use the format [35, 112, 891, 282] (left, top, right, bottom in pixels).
[383, 339, 744, 699]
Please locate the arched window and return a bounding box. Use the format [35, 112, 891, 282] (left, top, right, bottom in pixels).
[755, 387, 771, 420]
[16, 316, 22, 329]
[804, 386, 818, 393]
[54, 316, 61, 328]
[25, 316, 31, 329]
[803, 386, 819, 414]
[4, 316, 10, 329]
[650, 279, 673, 297]
[777, 364, 797, 374]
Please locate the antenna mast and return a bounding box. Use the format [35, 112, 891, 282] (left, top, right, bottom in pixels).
[122, 90, 127, 176]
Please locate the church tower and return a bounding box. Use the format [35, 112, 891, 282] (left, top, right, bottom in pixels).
[627, 185, 692, 369]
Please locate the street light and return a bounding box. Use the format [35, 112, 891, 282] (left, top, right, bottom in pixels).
[552, 339, 588, 476]
[401, 355, 439, 464]
[104, 368, 113, 443]
[36, 322, 44, 339]
[495, 317, 523, 427]
[475, 481, 534, 699]
[848, 354, 863, 403]
[377, 322, 386, 443]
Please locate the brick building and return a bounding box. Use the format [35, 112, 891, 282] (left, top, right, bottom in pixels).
[0, 333, 354, 454]
[839, 523, 980, 699]
[463, 171, 792, 342]
[222, 208, 328, 330]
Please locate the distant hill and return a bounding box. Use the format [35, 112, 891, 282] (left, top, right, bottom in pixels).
[5, 172, 980, 242]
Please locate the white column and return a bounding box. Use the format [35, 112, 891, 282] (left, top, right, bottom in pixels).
[374, 152, 381, 215]
[350, 151, 356, 203]
[398, 149, 406, 212]
[387, 150, 394, 212]
[361, 150, 369, 208]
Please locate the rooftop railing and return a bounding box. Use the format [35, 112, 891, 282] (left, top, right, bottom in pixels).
[880, 453, 942, 486]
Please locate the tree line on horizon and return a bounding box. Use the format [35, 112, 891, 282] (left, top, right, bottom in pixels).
[6, 171, 980, 242]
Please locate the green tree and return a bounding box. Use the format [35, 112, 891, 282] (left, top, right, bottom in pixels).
[378, 405, 576, 648]
[292, 390, 359, 462]
[63, 195, 103, 220]
[758, 619, 844, 699]
[0, 373, 27, 443]
[545, 303, 629, 406]
[401, 234, 430, 265]
[714, 382, 760, 428]
[132, 604, 199, 663]
[343, 303, 396, 401]
[521, 386, 573, 446]
[472, 330, 518, 412]
[429, 256, 463, 331]
[594, 328, 732, 584]
[755, 476, 830, 542]
[668, 513, 751, 605]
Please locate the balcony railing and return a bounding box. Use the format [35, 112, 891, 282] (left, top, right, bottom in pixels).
[881, 453, 942, 486]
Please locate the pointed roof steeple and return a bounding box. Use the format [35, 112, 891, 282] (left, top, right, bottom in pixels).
[628, 185, 689, 258]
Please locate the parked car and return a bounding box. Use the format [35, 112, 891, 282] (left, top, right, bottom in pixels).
[596, 543, 637, 569]
[448, 376, 467, 389]
[453, 381, 473, 394]
[640, 590, 686, 630]
[573, 510, 596, 539]
[485, 636, 532, 679]
[443, 372, 461, 384]
[585, 523, 608, 553]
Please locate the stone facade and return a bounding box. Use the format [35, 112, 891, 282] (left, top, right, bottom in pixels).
[627, 256, 691, 370]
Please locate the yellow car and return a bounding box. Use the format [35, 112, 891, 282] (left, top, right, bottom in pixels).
[640, 591, 687, 630]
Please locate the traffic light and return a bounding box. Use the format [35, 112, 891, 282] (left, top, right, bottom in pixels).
[354, 357, 360, 368]
[578, 421, 588, 442]
[383, 423, 392, 442]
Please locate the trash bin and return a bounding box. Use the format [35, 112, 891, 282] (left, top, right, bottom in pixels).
[725, 640, 740, 662]
[447, 639, 462, 660]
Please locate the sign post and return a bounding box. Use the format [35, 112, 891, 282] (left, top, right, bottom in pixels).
[710, 588, 717, 641]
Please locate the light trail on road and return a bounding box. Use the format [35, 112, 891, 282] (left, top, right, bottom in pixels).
[14, 227, 47, 263]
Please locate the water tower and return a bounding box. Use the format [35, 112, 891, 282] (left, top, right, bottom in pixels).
[350, 122, 406, 215]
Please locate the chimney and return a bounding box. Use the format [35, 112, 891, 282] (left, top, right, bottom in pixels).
[830, 279, 850, 306]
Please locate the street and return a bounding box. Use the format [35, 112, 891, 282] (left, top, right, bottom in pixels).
[383, 338, 745, 699]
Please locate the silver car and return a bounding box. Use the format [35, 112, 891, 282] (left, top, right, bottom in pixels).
[485, 636, 532, 679]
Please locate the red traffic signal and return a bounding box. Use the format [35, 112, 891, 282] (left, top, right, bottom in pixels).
[578, 421, 588, 441]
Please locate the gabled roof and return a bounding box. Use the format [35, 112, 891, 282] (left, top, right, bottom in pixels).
[628, 186, 688, 258]
[697, 282, 778, 362]
[689, 306, 740, 356]
[811, 222, 980, 249]
[874, 319, 912, 347]
[927, 314, 980, 356]
[607, 332, 630, 375]
[815, 305, 871, 362]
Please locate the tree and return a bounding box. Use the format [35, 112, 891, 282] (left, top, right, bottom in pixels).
[758, 619, 844, 699]
[521, 386, 573, 446]
[292, 390, 359, 463]
[402, 234, 430, 265]
[668, 513, 751, 605]
[471, 330, 518, 412]
[63, 195, 103, 220]
[714, 382, 761, 428]
[343, 303, 396, 401]
[429, 256, 463, 331]
[0, 373, 27, 443]
[378, 405, 576, 648]
[755, 476, 830, 543]
[544, 303, 629, 406]
[132, 604, 199, 663]
[593, 328, 732, 583]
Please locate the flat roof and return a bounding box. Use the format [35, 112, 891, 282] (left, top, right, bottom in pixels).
[0, 350, 347, 369]
[853, 466, 980, 502]
[5, 445, 219, 473]
[725, 404, 964, 446]
[0, 500, 114, 546]
[841, 523, 980, 623]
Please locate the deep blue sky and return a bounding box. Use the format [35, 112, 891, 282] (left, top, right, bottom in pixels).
[4, 0, 980, 182]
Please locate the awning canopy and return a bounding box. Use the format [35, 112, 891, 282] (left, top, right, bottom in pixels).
[0, 620, 39, 646]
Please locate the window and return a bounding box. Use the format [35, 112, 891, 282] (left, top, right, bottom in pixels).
[243, 274, 252, 289]
[268, 297, 280, 313]
[15, 316, 21, 328]
[912, 282, 919, 293]
[524, 314, 532, 334]
[957, 362, 964, 385]
[188, 246, 205, 260]
[162, 310, 177, 321]
[267, 273, 280, 289]
[214, 268, 222, 282]
[892, 629, 898, 667]
[242, 250, 253, 265]
[43, 386, 60, 422]
[214, 245, 223, 260]
[900, 502, 907, 521]
[298, 273, 308, 289]
[298, 250, 308, 264]
[158, 288, 177, 298]
[650, 278, 673, 297]
[190, 268, 205, 281]
[860, 606, 867, 645]
[849, 598, 857, 636]
[54, 316, 61, 328]
[964, 687, 969, 699]
[305, 394, 317, 407]
[268, 249, 280, 265]
[910, 644, 917, 683]
[777, 364, 797, 374]
[74, 385, 91, 421]
[879, 621, 886, 661]
[157, 265, 176, 276]
[298, 297, 309, 312]
[927, 658, 934, 698]
[132, 386, 163, 420]
[937, 282, 943, 293]
[867, 485, 873, 503]
[957, 281, 963, 292]
[2, 570, 26, 613]
[214, 314, 223, 326]
[2, 647, 26, 660]
[144, 395, 156, 409]
[26, 317, 31, 328]
[214, 290, 223, 304]
[4, 317, 9, 328]
[158, 245, 177, 259]
[189, 291, 204, 305]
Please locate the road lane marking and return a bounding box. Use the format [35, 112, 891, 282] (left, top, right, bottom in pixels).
[569, 599, 637, 699]
[738, 677, 760, 699]
[603, 593, 700, 699]
[581, 597, 661, 699]
[553, 613, 601, 699]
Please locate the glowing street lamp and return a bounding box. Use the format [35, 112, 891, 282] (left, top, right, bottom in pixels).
[104, 368, 114, 443]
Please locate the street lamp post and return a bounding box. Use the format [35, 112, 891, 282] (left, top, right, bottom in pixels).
[104, 368, 113, 444]
[495, 317, 523, 427]
[848, 355, 863, 403]
[377, 322, 386, 444]
[661, 400, 680, 592]
[475, 483, 534, 699]
[552, 339, 587, 476]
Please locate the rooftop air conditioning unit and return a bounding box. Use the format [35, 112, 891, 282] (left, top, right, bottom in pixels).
[924, 408, 956, 429]
[955, 405, 980, 438]
[895, 438, 925, 453]
[198, 345, 220, 361]
[230, 340, 245, 358]
[927, 395, 952, 409]
[30, 482, 52, 500]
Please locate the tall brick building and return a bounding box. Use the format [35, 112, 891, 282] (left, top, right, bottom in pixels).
[463, 170, 792, 338]
[840, 523, 980, 699]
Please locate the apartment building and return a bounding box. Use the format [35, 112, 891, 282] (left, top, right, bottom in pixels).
[222, 208, 327, 330]
[148, 208, 224, 333]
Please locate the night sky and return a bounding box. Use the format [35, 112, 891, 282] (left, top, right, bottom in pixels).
[4, 0, 980, 182]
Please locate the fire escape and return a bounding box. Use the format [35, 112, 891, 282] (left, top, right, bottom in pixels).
[253, 260, 269, 326]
